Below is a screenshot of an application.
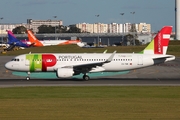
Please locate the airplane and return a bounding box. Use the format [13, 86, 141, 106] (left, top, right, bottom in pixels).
[4, 30, 31, 50]
[5, 26, 175, 80]
[27, 30, 83, 47]
[0, 41, 7, 47]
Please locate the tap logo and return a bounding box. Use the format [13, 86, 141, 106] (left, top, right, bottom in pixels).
[26, 54, 57, 72]
[42, 54, 57, 71]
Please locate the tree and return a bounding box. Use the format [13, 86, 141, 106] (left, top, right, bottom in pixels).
[128, 24, 138, 45]
[37, 25, 81, 33]
[67, 26, 81, 33]
[126, 34, 141, 46]
[37, 25, 55, 33]
[12, 26, 27, 34]
[126, 34, 134, 45]
[56, 25, 68, 33]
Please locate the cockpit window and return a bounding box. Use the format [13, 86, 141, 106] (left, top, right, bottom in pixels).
[11, 58, 20, 61]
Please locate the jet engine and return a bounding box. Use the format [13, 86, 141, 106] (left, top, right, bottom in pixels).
[56, 68, 74, 78]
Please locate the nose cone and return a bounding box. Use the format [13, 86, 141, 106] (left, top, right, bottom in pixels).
[5, 61, 20, 71]
[5, 62, 11, 70]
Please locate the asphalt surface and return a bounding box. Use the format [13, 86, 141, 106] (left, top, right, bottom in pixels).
[0, 56, 180, 87]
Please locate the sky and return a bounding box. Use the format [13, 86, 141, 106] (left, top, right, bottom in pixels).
[0, 0, 175, 32]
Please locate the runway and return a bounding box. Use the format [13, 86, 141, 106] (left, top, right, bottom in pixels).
[0, 56, 180, 87]
[0, 78, 180, 88]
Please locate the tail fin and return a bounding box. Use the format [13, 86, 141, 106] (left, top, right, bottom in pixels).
[141, 26, 172, 55]
[27, 30, 43, 47]
[7, 30, 19, 43]
[7, 30, 29, 48]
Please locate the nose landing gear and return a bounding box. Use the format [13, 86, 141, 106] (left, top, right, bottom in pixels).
[26, 72, 30, 80]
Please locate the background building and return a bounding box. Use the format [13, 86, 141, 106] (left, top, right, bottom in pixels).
[0, 19, 152, 46]
[75, 23, 108, 33]
[75, 22, 151, 34]
[138, 23, 151, 33]
[27, 19, 63, 33]
[0, 23, 27, 34]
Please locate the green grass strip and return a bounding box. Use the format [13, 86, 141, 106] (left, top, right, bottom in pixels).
[0, 86, 180, 120]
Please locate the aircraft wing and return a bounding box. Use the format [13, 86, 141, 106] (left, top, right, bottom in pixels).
[60, 51, 116, 73]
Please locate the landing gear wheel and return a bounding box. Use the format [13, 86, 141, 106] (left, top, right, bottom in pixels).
[83, 75, 90, 81]
[26, 77, 30, 81]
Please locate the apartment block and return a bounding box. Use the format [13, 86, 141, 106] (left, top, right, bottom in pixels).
[27, 19, 63, 33]
[75, 23, 108, 33]
[138, 23, 151, 33]
[75, 22, 151, 33]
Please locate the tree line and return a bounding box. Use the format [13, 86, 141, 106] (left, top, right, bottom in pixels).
[12, 25, 81, 34]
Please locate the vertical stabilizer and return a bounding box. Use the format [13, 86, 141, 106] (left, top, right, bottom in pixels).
[6, 30, 29, 48]
[27, 30, 43, 47]
[7, 30, 19, 43]
[141, 26, 172, 55]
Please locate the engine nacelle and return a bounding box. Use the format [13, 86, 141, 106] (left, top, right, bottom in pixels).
[56, 68, 74, 78]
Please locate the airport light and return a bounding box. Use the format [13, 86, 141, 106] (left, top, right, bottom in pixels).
[95, 14, 100, 46]
[130, 12, 135, 46]
[95, 15, 100, 33]
[53, 16, 57, 39]
[0, 17, 3, 42]
[120, 13, 124, 45]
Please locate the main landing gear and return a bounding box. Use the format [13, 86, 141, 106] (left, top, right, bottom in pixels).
[83, 74, 90, 81]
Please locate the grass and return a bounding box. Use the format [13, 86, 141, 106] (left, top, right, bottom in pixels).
[0, 44, 144, 55]
[1, 41, 180, 56]
[0, 86, 180, 120]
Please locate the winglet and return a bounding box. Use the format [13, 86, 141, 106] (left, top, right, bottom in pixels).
[103, 49, 108, 54]
[105, 51, 116, 63]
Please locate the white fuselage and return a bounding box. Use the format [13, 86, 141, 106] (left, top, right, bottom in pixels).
[39, 40, 68, 46]
[5, 53, 175, 73]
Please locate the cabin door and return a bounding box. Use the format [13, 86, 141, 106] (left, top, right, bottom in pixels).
[138, 56, 143, 65]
